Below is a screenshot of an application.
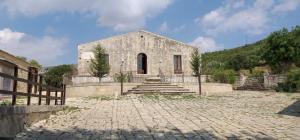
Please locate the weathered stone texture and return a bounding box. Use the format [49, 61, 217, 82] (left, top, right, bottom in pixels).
[15, 91, 300, 139]
[78, 30, 196, 77]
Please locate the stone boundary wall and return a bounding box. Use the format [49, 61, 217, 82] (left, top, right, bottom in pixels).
[71, 75, 207, 85]
[66, 83, 233, 97]
[0, 105, 64, 138]
[234, 74, 286, 90]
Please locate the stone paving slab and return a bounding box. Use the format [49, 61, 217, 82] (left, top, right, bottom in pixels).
[15, 91, 300, 140]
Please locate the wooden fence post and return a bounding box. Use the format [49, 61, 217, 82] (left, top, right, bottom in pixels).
[27, 67, 33, 105]
[12, 66, 18, 106]
[55, 87, 58, 105]
[63, 84, 66, 105]
[46, 87, 50, 105]
[33, 68, 38, 94]
[60, 85, 64, 105]
[38, 75, 43, 105]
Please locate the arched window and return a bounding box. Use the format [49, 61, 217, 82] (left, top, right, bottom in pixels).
[137, 53, 147, 74]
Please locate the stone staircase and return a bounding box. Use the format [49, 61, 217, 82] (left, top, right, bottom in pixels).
[236, 77, 265, 90]
[125, 77, 195, 95]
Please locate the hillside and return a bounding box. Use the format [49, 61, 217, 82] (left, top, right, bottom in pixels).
[202, 26, 300, 74]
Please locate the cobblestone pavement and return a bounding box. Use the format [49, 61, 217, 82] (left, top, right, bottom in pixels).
[16, 91, 300, 140]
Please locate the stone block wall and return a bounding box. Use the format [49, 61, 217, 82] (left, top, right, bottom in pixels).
[77, 30, 197, 78]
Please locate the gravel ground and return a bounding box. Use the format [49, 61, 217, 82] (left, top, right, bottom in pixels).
[16, 91, 300, 140]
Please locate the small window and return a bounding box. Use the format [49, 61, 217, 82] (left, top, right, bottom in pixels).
[174, 55, 182, 74]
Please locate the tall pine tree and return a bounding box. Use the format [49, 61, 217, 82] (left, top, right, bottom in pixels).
[90, 45, 110, 82]
[190, 48, 202, 95]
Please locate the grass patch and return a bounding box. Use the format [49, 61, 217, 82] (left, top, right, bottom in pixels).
[140, 94, 204, 101]
[141, 94, 160, 100]
[84, 96, 114, 101]
[63, 106, 81, 113]
[0, 100, 11, 106]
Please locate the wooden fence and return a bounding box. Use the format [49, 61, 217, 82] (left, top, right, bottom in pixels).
[0, 66, 66, 106]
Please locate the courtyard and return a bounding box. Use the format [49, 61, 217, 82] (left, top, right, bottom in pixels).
[16, 91, 300, 140]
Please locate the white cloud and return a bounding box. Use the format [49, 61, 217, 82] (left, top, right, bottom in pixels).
[198, 0, 274, 35]
[190, 36, 223, 52]
[158, 22, 185, 33]
[0, 28, 68, 66]
[272, 0, 300, 14]
[159, 22, 169, 33]
[173, 24, 186, 33]
[0, 0, 172, 32]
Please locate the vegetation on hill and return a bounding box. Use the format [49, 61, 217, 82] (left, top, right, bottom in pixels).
[202, 26, 300, 75]
[201, 26, 300, 92]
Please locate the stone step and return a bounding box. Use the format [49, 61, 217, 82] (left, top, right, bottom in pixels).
[127, 90, 195, 94]
[137, 85, 180, 88]
[140, 83, 175, 86]
[142, 82, 171, 84]
[145, 77, 161, 82]
[126, 77, 195, 95]
[130, 88, 189, 91]
[134, 87, 182, 89]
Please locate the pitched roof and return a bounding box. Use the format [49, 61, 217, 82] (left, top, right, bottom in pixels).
[79, 30, 196, 49]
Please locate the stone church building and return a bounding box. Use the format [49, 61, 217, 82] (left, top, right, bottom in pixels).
[74, 30, 199, 83]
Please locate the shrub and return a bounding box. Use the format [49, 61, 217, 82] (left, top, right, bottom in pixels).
[44, 65, 73, 87]
[249, 69, 264, 77]
[213, 69, 236, 84]
[276, 69, 300, 92]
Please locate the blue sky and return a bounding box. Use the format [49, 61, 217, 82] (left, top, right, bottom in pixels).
[0, 0, 299, 66]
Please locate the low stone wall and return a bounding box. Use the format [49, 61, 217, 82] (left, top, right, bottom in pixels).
[71, 75, 207, 85]
[66, 83, 139, 97]
[0, 105, 64, 138]
[66, 82, 233, 97]
[179, 83, 233, 95]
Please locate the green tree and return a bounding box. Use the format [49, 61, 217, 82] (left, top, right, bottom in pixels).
[227, 55, 259, 72]
[44, 65, 73, 87]
[17, 56, 27, 61]
[90, 45, 110, 82]
[114, 72, 128, 95]
[190, 48, 202, 95]
[29, 59, 42, 69]
[262, 28, 300, 73]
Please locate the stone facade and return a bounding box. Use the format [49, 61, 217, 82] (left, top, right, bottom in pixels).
[77, 30, 197, 82]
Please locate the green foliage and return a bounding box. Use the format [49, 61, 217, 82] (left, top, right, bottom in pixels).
[249, 69, 264, 77]
[44, 64, 73, 87]
[84, 96, 114, 101]
[190, 48, 201, 76]
[16, 56, 42, 68]
[202, 26, 300, 74]
[90, 45, 110, 81]
[29, 59, 42, 68]
[262, 27, 300, 73]
[202, 41, 265, 74]
[227, 54, 259, 71]
[276, 69, 300, 93]
[113, 72, 128, 82]
[17, 56, 27, 61]
[212, 69, 236, 84]
[0, 100, 11, 106]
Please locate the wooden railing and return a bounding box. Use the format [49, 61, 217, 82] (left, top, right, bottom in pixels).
[0, 66, 66, 106]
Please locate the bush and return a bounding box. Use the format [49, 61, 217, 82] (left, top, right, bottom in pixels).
[249, 69, 264, 77]
[44, 65, 73, 87]
[276, 69, 300, 92]
[213, 69, 236, 84]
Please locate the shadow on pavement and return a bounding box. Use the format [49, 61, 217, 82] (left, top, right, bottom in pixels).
[278, 100, 300, 117]
[15, 127, 276, 140]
